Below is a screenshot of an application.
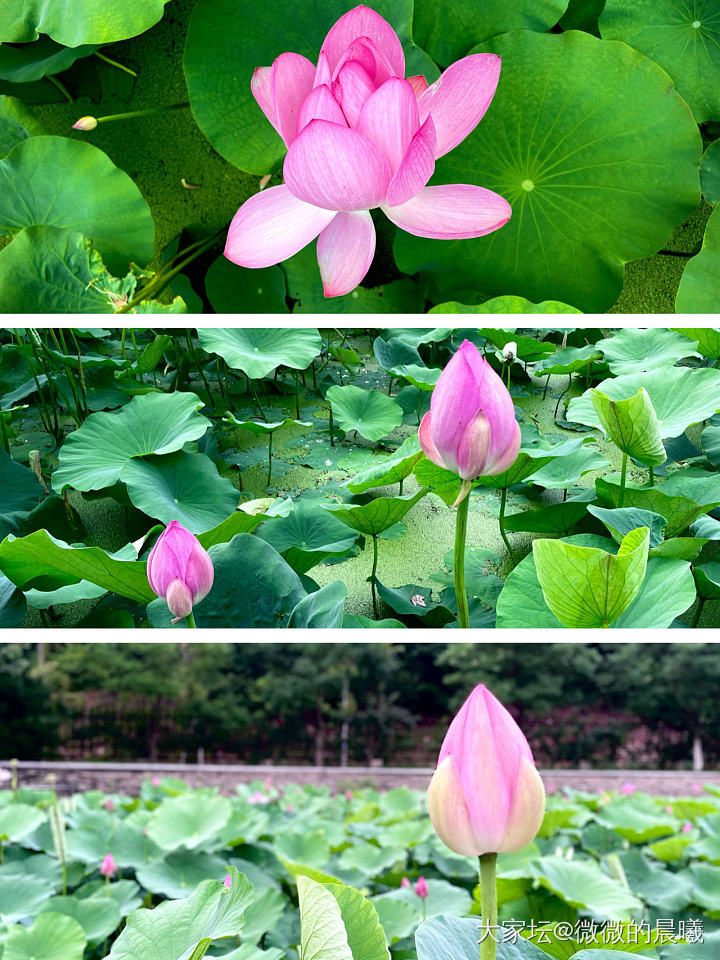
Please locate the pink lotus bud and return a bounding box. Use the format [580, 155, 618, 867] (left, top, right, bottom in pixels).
[104, 798, 115, 812]
[147, 521, 214, 622]
[345, 790, 353, 801]
[224, 874, 232, 888]
[264, 778, 273, 791]
[414, 876, 429, 899]
[427, 685, 545, 856]
[692, 782, 702, 793]
[248, 790, 270, 804]
[285, 803, 294, 813]
[100, 853, 116, 878]
[419, 341, 520, 501]
[683, 821, 693, 834]
[665, 805, 673, 814]
[400, 877, 411, 888]
[620, 782, 636, 796]
[73, 116, 98, 131]
[152, 776, 160, 787]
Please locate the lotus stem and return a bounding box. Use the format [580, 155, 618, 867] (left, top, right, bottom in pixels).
[251, 381, 267, 421]
[295, 372, 301, 419]
[267, 431, 273, 487]
[554, 374, 572, 418]
[185, 330, 214, 408]
[74, 103, 189, 129]
[186, 611, 197, 629]
[498, 487, 516, 565]
[479, 853, 498, 960]
[648, 466, 654, 487]
[329, 406, 334, 446]
[692, 599, 706, 629]
[542, 373, 551, 400]
[619, 451, 628, 507]
[130, 329, 142, 382]
[0, 413, 10, 455]
[399, 478, 404, 495]
[48, 74, 73, 102]
[95, 51, 138, 77]
[371, 534, 379, 620]
[454, 492, 470, 629]
[417, 390, 422, 425]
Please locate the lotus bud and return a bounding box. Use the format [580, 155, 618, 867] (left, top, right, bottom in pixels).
[414, 876, 429, 898]
[152, 776, 160, 787]
[104, 798, 115, 812]
[419, 340, 521, 506]
[620, 782, 635, 796]
[224, 874, 232, 888]
[73, 116, 98, 131]
[146, 521, 214, 623]
[100, 852, 116, 878]
[400, 877, 411, 888]
[683, 821, 693, 834]
[502, 341, 517, 362]
[427, 684, 545, 856]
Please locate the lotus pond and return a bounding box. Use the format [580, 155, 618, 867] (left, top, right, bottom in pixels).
[1, 0, 719, 313]
[0, 325, 718, 630]
[1, 777, 719, 959]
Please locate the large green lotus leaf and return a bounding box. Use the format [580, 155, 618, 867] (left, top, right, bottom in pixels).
[533, 344, 603, 376]
[394, 30, 701, 312]
[599, 0, 720, 122]
[533, 857, 642, 921]
[38, 896, 121, 946]
[687, 862, 720, 912]
[533, 527, 650, 628]
[412, 0, 568, 66]
[0, 138, 154, 273]
[0, 571, 25, 625]
[0, 38, 96, 83]
[588, 506, 668, 548]
[496, 534, 696, 628]
[324, 883, 390, 960]
[108, 868, 253, 960]
[670, 326, 720, 359]
[502, 499, 591, 535]
[224, 414, 313, 436]
[567, 367, 720, 439]
[147, 794, 231, 851]
[184, 0, 428, 175]
[430, 297, 582, 314]
[596, 327, 700, 375]
[326, 385, 403, 442]
[526, 444, 610, 488]
[205, 255, 288, 313]
[0, 873, 53, 922]
[0, 803, 45, 842]
[0, 227, 185, 314]
[120, 452, 238, 534]
[297, 876, 354, 960]
[676, 205, 720, 312]
[659, 466, 720, 504]
[659, 930, 720, 960]
[197, 328, 321, 379]
[52, 392, 210, 493]
[287, 580, 348, 628]
[701, 138, 720, 205]
[256, 499, 358, 574]
[0, 449, 45, 535]
[691, 514, 720, 539]
[147, 534, 306, 628]
[477, 329, 556, 363]
[134, 852, 230, 900]
[695, 561, 720, 601]
[345, 435, 423, 493]
[0, 530, 153, 604]
[590, 388, 666, 467]
[618, 851, 694, 913]
[323, 489, 426, 536]
[0, 96, 47, 157]
[594, 477, 715, 538]
[2, 913, 86, 960]
[599, 799, 680, 845]
[372, 337, 440, 388]
[0, 0, 169, 45]
[416, 916, 551, 960]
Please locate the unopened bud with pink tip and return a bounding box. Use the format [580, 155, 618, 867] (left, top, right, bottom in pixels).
[414, 876, 429, 898]
[419, 340, 520, 506]
[427, 684, 545, 856]
[100, 852, 116, 878]
[147, 521, 214, 623]
[224, 874, 232, 888]
[73, 116, 98, 131]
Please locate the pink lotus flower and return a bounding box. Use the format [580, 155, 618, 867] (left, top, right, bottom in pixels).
[620, 782, 636, 796]
[248, 790, 270, 804]
[147, 521, 214, 623]
[414, 876, 429, 899]
[419, 340, 521, 504]
[100, 852, 116, 878]
[225, 5, 510, 297]
[400, 876, 411, 888]
[224, 873, 232, 888]
[427, 685, 545, 856]
[152, 776, 160, 787]
[682, 821, 693, 834]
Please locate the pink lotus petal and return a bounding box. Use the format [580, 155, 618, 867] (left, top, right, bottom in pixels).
[332, 36, 397, 87]
[418, 411, 446, 470]
[297, 84, 347, 135]
[332, 60, 376, 127]
[251, 66, 279, 134]
[382, 184, 511, 239]
[317, 210, 376, 296]
[225, 184, 336, 268]
[386, 116, 436, 207]
[455, 410, 491, 480]
[357, 77, 419, 174]
[484, 421, 521, 476]
[419, 53, 501, 158]
[407, 74, 430, 99]
[319, 5, 405, 78]
[284, 119, 391, 211]
[271, 52, 317, 147]
[314, 52, 332, 88]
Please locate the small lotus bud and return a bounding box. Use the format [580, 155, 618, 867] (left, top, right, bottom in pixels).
[502, 341, 517, 362]
[73, 116, 98, 131]
[400, 877, 411, 888]
[414, 876, 429, 899]
[146, 521, 214, 623]
[427, 684, 545, 856]
[104, 798, 115, 812]
[100, 852, 116, 878]
[224, 874, 232, 888]
[682, 821, 693, 834]
[620, 782, 636, 796]
[345, 790, 353, 801]
[152, 776, 160, 787]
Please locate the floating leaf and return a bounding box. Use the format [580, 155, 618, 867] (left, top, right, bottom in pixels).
[257, 500, 358, 574]
[326, 385, 403, 443]
[52, 392, 211, 494]
[533, 857, 643, 921]
[345, 435, 423, 493]
[0, 138, 154, 273]
[2, 913, 86, 960]
[147, 794, 231, 851]
[431, 297, 582, 315]
[596, 327, 699, 375]
[533, 344, 603, 377]
[197, 328, 321, 379]
[205, 255, 288, 313]
[323, 489, 427, 536]
[590, 387, 666, 466]
[0, 0, 169, 45]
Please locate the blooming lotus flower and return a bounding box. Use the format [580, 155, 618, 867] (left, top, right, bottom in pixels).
[427, 685, 545, 857]
[225, 5, 511, 297]
[414, 876, 429, 898]
[147, 521, 214, 623]
[100, 852, 116, 878]
[419, 340, 521, 504]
